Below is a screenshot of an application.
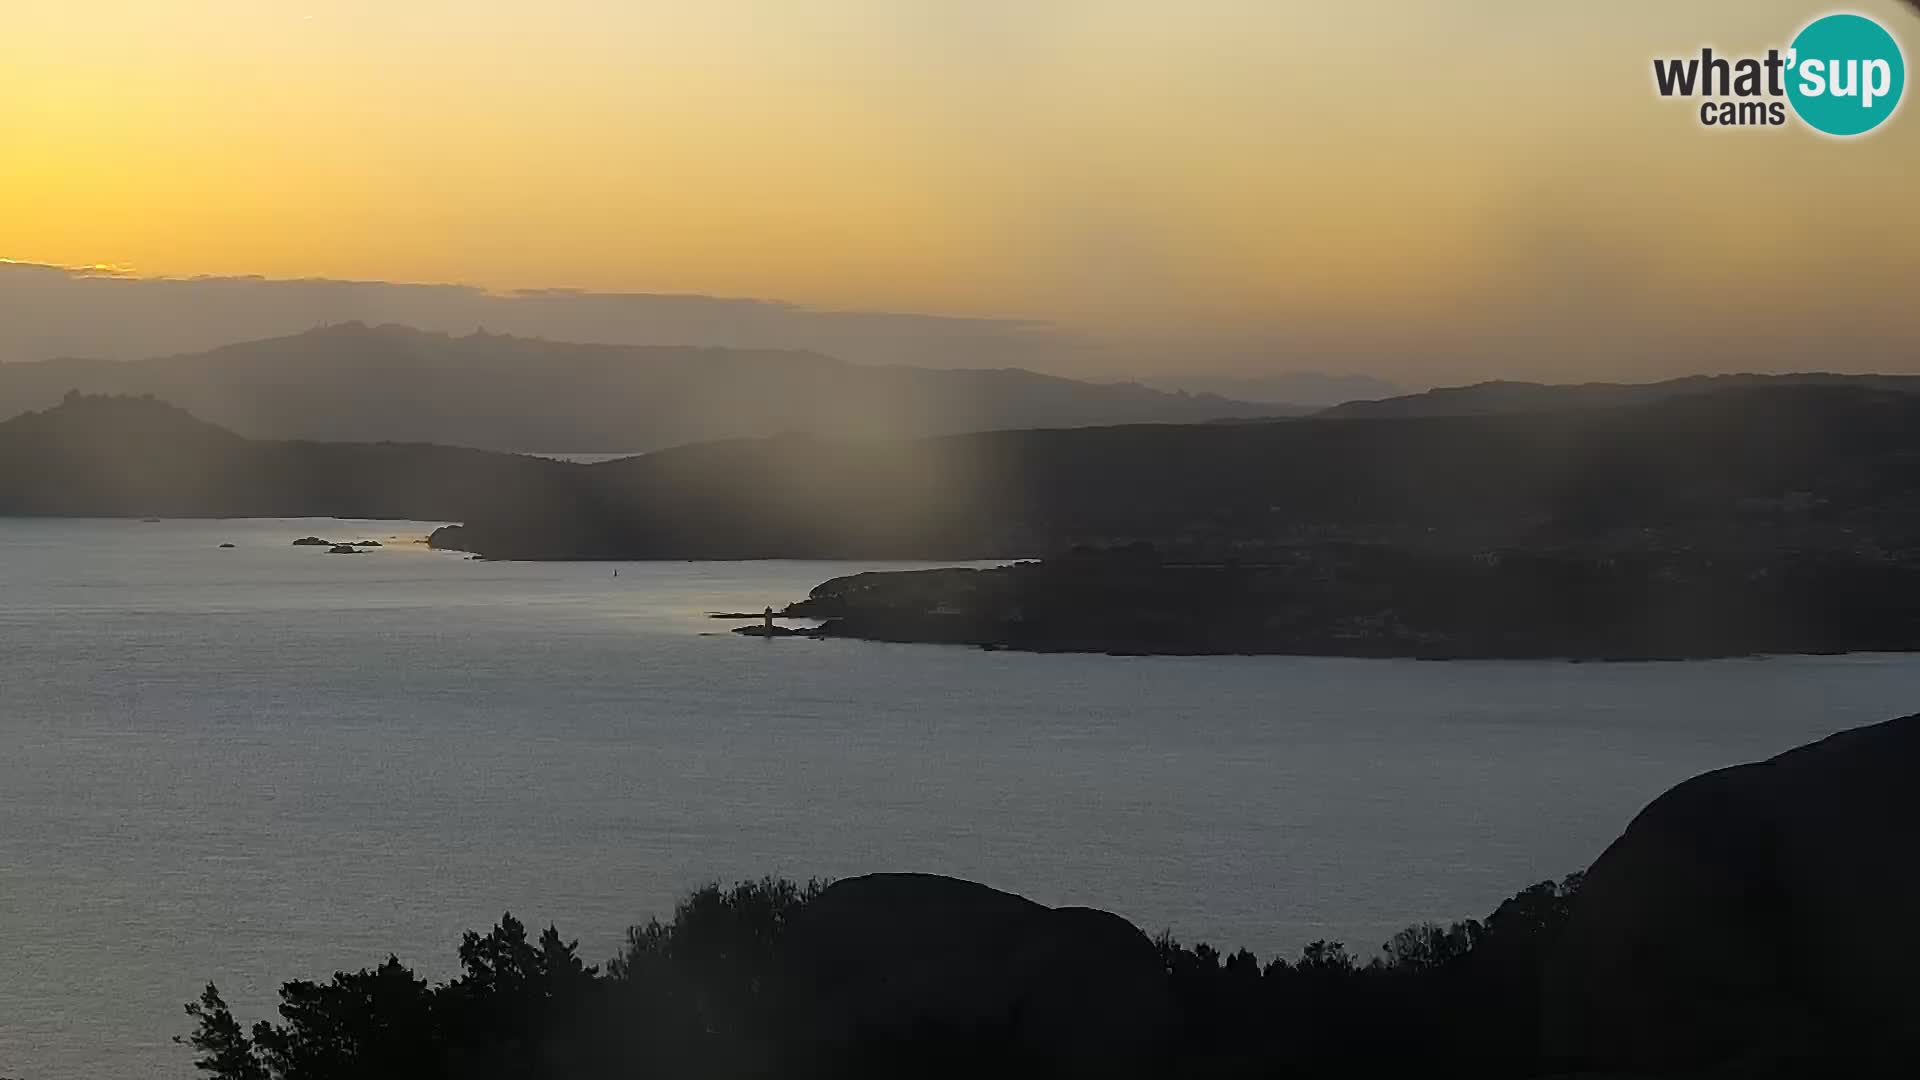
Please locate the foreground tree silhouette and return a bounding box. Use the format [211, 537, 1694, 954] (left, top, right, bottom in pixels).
[605, 876, 828, 1075]
[251, 957, 438, 1080]
[177, 984, 266, 1080]
[185, 873, 1596, 1079]
[182, 881, 829, 1080]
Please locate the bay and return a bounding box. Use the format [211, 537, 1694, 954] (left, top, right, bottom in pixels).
[1, 517, 1913, 1078]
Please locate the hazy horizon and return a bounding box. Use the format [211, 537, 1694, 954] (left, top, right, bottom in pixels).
[5, 1, 1919, 386]
[2, 256, 1917, 392]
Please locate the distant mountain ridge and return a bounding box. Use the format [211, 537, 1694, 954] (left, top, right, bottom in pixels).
[0, 323, 1282, 453]
[1137, 372, 1399, 407]
[1317, 372, 1920, 419]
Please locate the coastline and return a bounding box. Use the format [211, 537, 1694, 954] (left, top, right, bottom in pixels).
[765, 553, 1920, 662]
[765, 618, 1870, 663]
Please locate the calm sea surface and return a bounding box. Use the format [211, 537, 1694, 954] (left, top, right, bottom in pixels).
[2, 517, 1916, 1079]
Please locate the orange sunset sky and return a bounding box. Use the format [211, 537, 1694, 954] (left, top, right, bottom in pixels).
[3, 1, 1917, 380]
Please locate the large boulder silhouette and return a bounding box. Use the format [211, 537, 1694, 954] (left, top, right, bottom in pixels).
[781, 873, 1172, 1077]
[1543, 713, 1920, 1073]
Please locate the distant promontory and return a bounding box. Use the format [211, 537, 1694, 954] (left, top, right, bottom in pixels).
[778, 545, 1920, 661]
[9, 381, 1920, 660]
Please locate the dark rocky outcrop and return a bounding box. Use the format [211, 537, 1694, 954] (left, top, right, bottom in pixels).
[1543, 713, 1920, 1074]
[782, 874, 1173, 1078]
[290, 536, 330, 546]
[326, 544, 360, 554]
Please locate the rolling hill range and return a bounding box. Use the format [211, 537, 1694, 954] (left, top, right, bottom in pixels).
[0, 323, 1281, 453]
[433, 381, 1920, 560]
[1316, 373, 1920, 419]
[11, 383, 1919, 567]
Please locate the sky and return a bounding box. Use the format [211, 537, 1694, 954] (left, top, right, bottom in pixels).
[3, 1, 1919, 383]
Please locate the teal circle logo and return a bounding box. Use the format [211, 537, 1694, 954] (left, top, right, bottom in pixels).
[1786, 13, 1906, 136]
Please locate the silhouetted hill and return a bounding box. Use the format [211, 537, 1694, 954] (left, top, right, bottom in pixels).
[0, 323, 1278, 453]
[434, 382, 1920, 563]
[1546, 712, 1920, 1074]
[1316, 372, 1920, 420]
[0, 392, 571, 520]
[1, 389, 243, 454]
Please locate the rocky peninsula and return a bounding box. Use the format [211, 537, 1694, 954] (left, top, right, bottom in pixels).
[782, 544, 1920, 660]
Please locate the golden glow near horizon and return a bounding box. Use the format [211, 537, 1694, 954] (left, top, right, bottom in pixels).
[4, 1, 1919, 376]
